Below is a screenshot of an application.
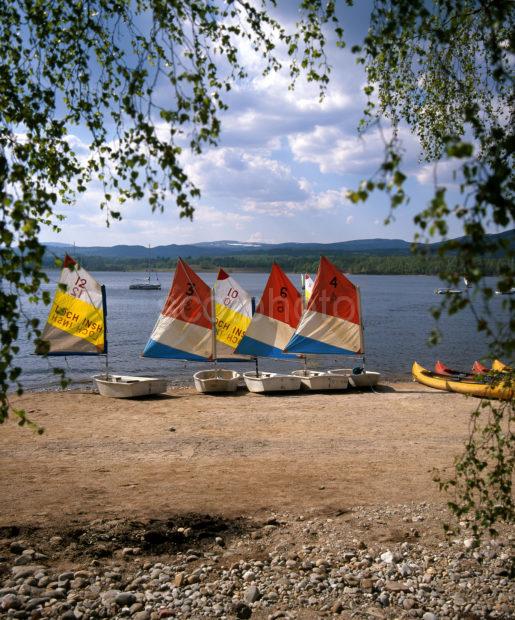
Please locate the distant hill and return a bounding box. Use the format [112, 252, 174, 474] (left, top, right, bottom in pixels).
[41, 229, 513, 260]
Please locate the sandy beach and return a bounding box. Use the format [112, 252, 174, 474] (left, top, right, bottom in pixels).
[1, 382, 473, 526]
[1, 383, 513, 619]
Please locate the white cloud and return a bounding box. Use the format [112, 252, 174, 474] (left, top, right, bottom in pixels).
[289, 124, 423, 176]
[415, 159, 463, 187]
[242, 186, 350, 217]
[247, 231, 265, 243]
[289, 126, 383, 174]
[184, 147, 308, 203]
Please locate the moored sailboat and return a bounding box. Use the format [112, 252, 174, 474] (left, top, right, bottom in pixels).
[129, 245, 161, 290]
[39, 255, 167, 397]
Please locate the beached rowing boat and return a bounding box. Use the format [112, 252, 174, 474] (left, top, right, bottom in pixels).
[492, 359, 511, 372]
[292, 369, 348, 390]
[434, 360, 474, 378]
[412, 361, 513, 400]
[243, 371, 302, 393]
[193, 369, 240, 393]
[93, 374, 168, 398]
[328, 368, 381, 388]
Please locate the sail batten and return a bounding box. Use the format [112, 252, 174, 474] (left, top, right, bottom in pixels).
[40, 255, 106, 356]
[285, 256, 364, 355]
[235, 263, 301, 359]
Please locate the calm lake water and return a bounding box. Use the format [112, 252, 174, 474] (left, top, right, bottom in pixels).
[13, 271, 505, 390]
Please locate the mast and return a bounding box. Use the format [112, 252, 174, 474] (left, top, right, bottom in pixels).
[300, 273, 308, 371]
[101, 284, 109, 378]
[356, 285, 365, 371]
[211, 287, 217, 364]
[251, 296, 259, 377]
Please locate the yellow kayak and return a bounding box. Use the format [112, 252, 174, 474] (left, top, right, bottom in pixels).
[412, 362, 513, 400]
[492, 359, 512, 372]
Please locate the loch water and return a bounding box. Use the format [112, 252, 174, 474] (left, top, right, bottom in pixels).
[13, 271, 507, 390]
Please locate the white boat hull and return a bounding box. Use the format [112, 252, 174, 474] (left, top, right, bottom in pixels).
[193, 369, 240, 393]
[328, 368, 381, 388]
[292, 369, 348, 391]
[93, 375, 168, 398]
[243, 372, 301, 393]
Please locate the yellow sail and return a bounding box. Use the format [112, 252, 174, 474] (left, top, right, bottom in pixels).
[214, 269, 252, 352]
[40, 255, 105, 355]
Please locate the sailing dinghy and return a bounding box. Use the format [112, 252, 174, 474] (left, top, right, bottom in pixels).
[39, 255, 167, 397]
[235, 263, 302, 392]
[290, 271, 348, 391]
[286, 256, 380, 389]
[143, 259, 248, 393]
[193, 268, 252, 393]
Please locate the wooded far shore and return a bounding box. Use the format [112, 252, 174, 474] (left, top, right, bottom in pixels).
[42, 253, 510, 276]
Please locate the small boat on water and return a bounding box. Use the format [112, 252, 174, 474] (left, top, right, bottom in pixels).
[129, 246, 162, 290]
[129, 274, 161, 290]
[412, 361, 513, 400]
[434, 288, 462, 295]
[38, 255, 167, 398]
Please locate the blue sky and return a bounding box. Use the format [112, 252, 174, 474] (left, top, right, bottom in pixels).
[41, 4, 491, 247]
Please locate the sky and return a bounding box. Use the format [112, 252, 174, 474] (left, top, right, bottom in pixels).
[40, 3, 494, 248]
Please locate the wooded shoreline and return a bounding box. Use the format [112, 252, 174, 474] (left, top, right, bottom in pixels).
[42, 253, 510, 276]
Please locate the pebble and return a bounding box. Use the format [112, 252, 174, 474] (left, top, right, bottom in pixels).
[115, 591, 137, 605]
[0, 503, 512, 620]
[380, 550, 394, 564]
[233, 601, 252, 618]
[245, 585, 261, 603]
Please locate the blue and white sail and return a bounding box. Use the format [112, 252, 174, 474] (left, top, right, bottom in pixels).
[285, 256, 364, 355]
[235, 263, 302, 359]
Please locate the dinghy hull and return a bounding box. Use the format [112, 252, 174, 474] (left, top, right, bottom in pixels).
[292, 369, 348, 391]
[93, 375, 168, 398]
[193, 369, 240, 393]
[328, 368, 381, 388]
[243, 372, 301, 393]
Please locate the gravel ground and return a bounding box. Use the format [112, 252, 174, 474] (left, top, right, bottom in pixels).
[1, 502, 513, 619]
